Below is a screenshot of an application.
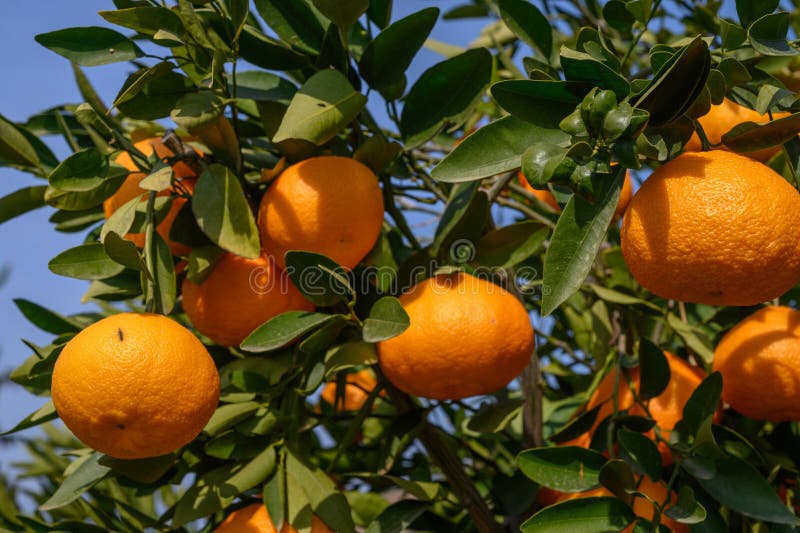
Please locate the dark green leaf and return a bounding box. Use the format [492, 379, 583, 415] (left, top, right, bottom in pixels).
[113, 62, 176, 108]
[234, 70, 297, 102]
[284, 251, 353, 306]
[498, 0, 552, 58]
[253, 0, 326, 54]
[540, 168, 624, 315]
[273, 69, 366, 145]
[664, 486, 707, 525]
[466, 398, 523, 434]
[475, 221, 548, 269]
[99, 7, 185, 36]
[549, 404, 602, 443]
[241, 311, 338, 352]
[0, 114, 41, 168]
[364, 500, 426, 533]
[286, 450, 355, 533]
[517, 446, 607, 492]
[560, 47, 629, 100]
[682, 371, 722, 436]
[367, 0, 392, 28]
[736, 0, 779, 29]
[103, 231, 149, 274]
[0, 401, 58, 436]
[721, 112, 800, 154]
[638, 338, 670, 400]
[13, 299, 81, 335]
[238, 26, 311, 71]
[117, 71, 193, 121]
[362, 296, 409, 343]
[49, 148, 109, 192]
[192, 164, 261, 259]
[151, 232, 176, 314]
[598, 459, 635, 503]
[431, 116, 570, 182]
[359, 7, 439, 94]
[432, 182, 488, 257]
[99, 453, 176, 484]
[521, 497, 636, 532]
[35, 26, 142, 66]
[0, 186, 47, 224]
[40, 453, 111, 510]
[49, 243, 126, 280]
[749, 12, 799, 56]
[401, 48, 492, 146]
[491, 79, 588, 125]
[617, 429, 662, 481]
[312, 0, 368, 30]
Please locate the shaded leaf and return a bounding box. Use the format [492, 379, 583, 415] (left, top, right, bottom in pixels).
[0, 186, 47, 224]
[242, 312, 339, 352]
[517, 446, 607, 492]
[362, 297, 409, 342]
[40, 453, 111, 511]
[35, 26, 142, 66]
[521, 497, 635, 532]
[49, 243, 126, 280]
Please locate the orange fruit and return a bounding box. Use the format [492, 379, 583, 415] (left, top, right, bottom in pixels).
[620, 151, 800, 306]
[51, 313, 219, 459]
[518, 171, 634, 218]
[565, 351, 709, 464]
[257, 156, 384, 269]
[104, 138, 198, 256]
[713, 305, 800, 421]
[550, 476, 688, 533]
[377, 272, 534, 400]
[214, 503, 333, 533]
[684, 98, 789, 162]
[182, 253, 313, 348]
[320, 369, 379, 411]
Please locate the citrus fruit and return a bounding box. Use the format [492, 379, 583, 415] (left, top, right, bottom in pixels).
[684, 98, 789, 162]
[713, 305, 800, 421]
[564, 351, 709, 464]
[518, 170, 634, 218]
[549, 476, 687, 532]
[320, 369, 379, 411]
[182, 253, 313, 347]
[214, 503, 333, 533]
[377, 272, 534, 400]
[51, 313, 219, 459]
[620, 150, 800, 306]
[104, 137, 198, 256]
[257, 156, 384, 269]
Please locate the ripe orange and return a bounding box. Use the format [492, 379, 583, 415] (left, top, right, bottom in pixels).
[257, 156, 384, 269]
[713, 306, 800, 421]
[214, 503, 333, 533]
[104, 138, 198, 256]
[182, 253, 313, 347]
[518, 171, 634, 218]
[377, 272, 534, 400]
[620, 151, 800, 306]
[51, 313, 219, 459]
[320, 369, 378, 411]
[565, 351, 709, 464]
[684, 98, 789, 162]
[550, 477, 688, 533]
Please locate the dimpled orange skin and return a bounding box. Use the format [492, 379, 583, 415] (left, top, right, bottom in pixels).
[713, 306, 800, 422]
[620, 151, 800, 306]
[684, 98, 789, 162]
[377, 272, 535, 400]
[103, 138, 197, 256]
[563, 352, 709, 464]
[182, 253, 314, 348]
[550, 477, 688, 533]
[257, 156, 384, 270]
[518, 171, 634, 218]
[51, 313, 219, 460]
[320, 369, 378, 411]
[214, 503, 333, 533]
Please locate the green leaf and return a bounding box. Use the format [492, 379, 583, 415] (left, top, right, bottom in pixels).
[664, 486, 707, 525]
[286, 450, 356, 533]
[99, 453, 176, 484]
[151, 232, 177, 314]
[49, 149, 109, 192]
[466, 398, 523, 434]
[521, 497, 636, 532]
[113, 62, 176, 108]
[721, 112, 800, 154]
[549, 404, 602, 443]
[0, 401, 58, 436]
[103, 232, 149, 274]
[517, 446, 607, 492]
[238, 26, 311, 71]
[540, 168, 624, 316]
[116, 70, 193, 120]
[682, 371, 722, 436]
[638, 338, 670, 401]
[431, 181, 488, 257]
[362, 297, 409, 343]
[359, 7, 439, 94]
[598, 459, 635, 503]
[35, 26, 142, 66]
[49, 243, 126, 280]
[101, 196, 139, 242]
[693, 456, 799, 525]
[0, 114, 41, 168]
[13, 299, 81, 335]
[234, 70, 297, 102]
[617, 429, 662, 481]
[253, 0, 326, 54]
[40, 453, 111, 511]
[222, 355, 293, 392]
[325, 341, 377, 375]
[364, 500, 426, 533]
[587, 284, 662, 312]
[401, 48, 492, 146]
[203, 402, 261, 437]
[228, 0, 250, 40]
[44, 169, 127, 211]
[82, 271, 142, 302]
[491, 80, 588, 125]
[312, 0, 369, 30]
[185, 245, 224, 284]
[560, 47, 629, 100]
[241, 311, 338, 352]
[431, 115, 570, 182]
[171, 91, 226, 130]
[736, 0, 779, 29]
[367, 0, 392, 28]
[498, 0, 552, 59]
[475, 221, 548, 269]
[99, 7, 185, 36]
[284, 251, 353, 306]
[0, 186, 47, 224]
[666, 313, 714, 364]
[635, 37, 710, 127]
[748, 12, 797, 56]
[192, 164, 260, 259]
[273, 69, 366, 145]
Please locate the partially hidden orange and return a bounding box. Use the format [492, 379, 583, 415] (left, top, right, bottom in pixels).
[103, 137, 198, 256]
[620, 150, 800, 306]
[214, 503, 333, 533]
[320, 369, 379, 411]
[257, 156, 384, 269]
[182, 253, 313, 348]
[377, 272, 534, 400]
[51, 313, 219, 459]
